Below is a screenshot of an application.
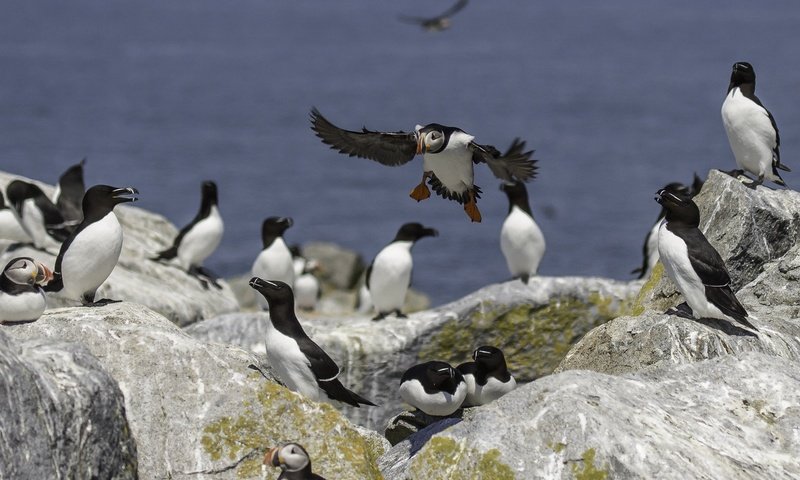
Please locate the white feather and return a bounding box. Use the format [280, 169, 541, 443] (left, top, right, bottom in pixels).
[59, 212, 123, 300]
[251, 238, 294, 308]
[19, 199, 61, 252]
[294, 273, 319, 311]
[264, 319, 322, 401]
[0, 209, 31, 243]
[0, 289, 46, 322]
[467, 375, 517, 406]
[422, 131, 475, 195]
[175, 206, 223, 270]
[399, 378, 466, 416]
[721, 87, 780, 182]
[500, 206, 545, 278]
[368, 241, 412, 314]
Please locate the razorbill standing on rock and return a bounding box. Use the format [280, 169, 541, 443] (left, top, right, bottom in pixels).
[399, 361, 466, 416]
[45, 185, 138, 306]
[294, 259, 321, 312]
[366, 222, 437, 321]
[6, 180, 70, 253]
[500, 180, 545, 283]
[721, 62, 790, 188]
[655, 188, 758, 331]
[0, 190, 31, 243]
[311, 108, 537, 222]
[249, 278, 376, 407]
[152, 181, 224, 289]
[53, 158, 86, 225]
[456, 346, 517, 407]
[263, 443, 326, 480]
[251, 217, 294, 308]
[0, 257, 53, 323]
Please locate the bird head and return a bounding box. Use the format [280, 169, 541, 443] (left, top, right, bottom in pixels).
[263, 443, 311, 473]
[394, 222, 438, 243]
[2, 257, 53, 287]
[473, 346, 507, 371]
[249, 277, 294, 307]
[201, 181, 219, 207]
[730, 61, 756, 87]
[655, 187, 699, 226]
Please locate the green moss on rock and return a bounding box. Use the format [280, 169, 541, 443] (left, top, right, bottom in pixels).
[571, 448, 609, 480]
[408, 437, 515, 480]
[201, 380, 383, 479]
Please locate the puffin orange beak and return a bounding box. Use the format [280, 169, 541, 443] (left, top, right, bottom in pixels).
[264, 447, 281, 467]
[416, 134, 426, 155]
[34, 262, 53, 285]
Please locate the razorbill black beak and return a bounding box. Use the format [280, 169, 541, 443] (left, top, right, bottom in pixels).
[112, 187, 139, 204]
[424, 228, 439, 238]
[654, 189, 665, 204]
[249, 277, 281, 290]
[281, 217, 294, 228]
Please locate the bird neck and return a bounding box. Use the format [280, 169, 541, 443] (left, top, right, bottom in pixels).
[729, 81, 755, 97]
[268, 303, 305, 337]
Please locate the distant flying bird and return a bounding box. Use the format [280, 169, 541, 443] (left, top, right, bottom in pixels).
[721, 61, 790, 188]
[398, 0, 469, 32]
[310, 108, 537, 222]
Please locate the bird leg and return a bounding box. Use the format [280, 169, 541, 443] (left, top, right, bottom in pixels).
[393, 309, 408, 319]
[723, 168, 745, 178]
[746, 175, 764, 190]
[409, 172, 432, 201]
[463, 190, 482, 223]
[372, 311, 389, 321]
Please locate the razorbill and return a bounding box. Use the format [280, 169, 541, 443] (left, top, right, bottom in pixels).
[398, 0, 468, 32]
[264, 443, 325, 480]
[311, 108, 537, 222]
[0, 189, 31, 243]
[399, 361, 466, 416]
[45, 185, 138, 305]
[721, 61, 790, 188]
[294, 259, 321, 312]
[53, 158, 86, 225]
[366, 222, 437, 321]
[5, 180, 70, 253]
[249, 278, 376, 407]
[499, 180, 545, 283]
[152, 181, 223, 288]
[251, 217, 294, 308]
[655, 188, 758, 331]
[456, 346, 516, 407]
[0, 257, 53, 323]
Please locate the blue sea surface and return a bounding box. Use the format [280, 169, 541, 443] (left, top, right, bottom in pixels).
[1, 1, 799, 305]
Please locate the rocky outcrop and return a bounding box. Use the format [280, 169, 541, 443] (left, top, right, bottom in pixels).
[0, 171, 239, 326]
[0, 330, 137, 479]
[3, 302, 386, 480]
[380, 352, 800, 479]
[187, 276, 640, 430]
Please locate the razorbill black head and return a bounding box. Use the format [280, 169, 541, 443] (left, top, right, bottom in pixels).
[262, 216, 294, 248]
[5, 180, 70, 252]
[393, 222, 438, 242]
[399, 361, 466, 416]
[500, 180, 531, 215]
[499, 180, 545, 283]
[252, 217, 295, 307]
[45, 185, 137, 306]
[54, 158, 86, 225]
[0, 257, 53, 323]
[310, 108, 537, 223]
[249, 277, 376, 407]
[728, 62, 756, 90]
[264, 442, 325, 480]
[655, 189, 758, 332]
[457, 346, 517, 407]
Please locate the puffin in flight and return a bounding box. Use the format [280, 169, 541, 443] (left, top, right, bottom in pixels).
[310, 108, 537, 222]
[398, 0, 469, 32]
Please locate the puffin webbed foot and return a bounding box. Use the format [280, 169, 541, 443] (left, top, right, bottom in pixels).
[409, 182, 431, 201]
[464, 192, 482, 223]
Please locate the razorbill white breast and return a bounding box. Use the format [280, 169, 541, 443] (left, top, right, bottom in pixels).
[398, 0, 468, 32]
[0, 189, 31, 243]
[249, 278, 376, 407]
[263, 443, 326, 480]
[53, 158, 86, 226]
[499, 180, 545, 283]
[721, 61, 790, 188]
[294, 259, 321, 312]
[251, 217, 294, 309]
[0, 257, 53, 323]
[311, 108, 537, 222]
[366, 222, 437, 321]
[456, 346, 516, 407]
[5, 180, 70, 253]
[655, 188, 757, 331]
[45, 185, 138, 305]
[152, 181, 224, 289]
[399, 361, 466, 416]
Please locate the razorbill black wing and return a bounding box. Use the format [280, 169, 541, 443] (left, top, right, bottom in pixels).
[399, 361, 466, 416]
[655, 188, 757, 331]
[0, 189, 31, 243]
[310, 108, 537, 222]
[0, 257, 53, 323]
[721, 61, 789, 188]
[249, 278, 376, 407]
[53, 158, 86, 225]
[398, 0, 468, 32]
[264, 443, 326, 480]
[366, 222, 437, 321]
[499, 180, 545, 283]
[6, 180, 71, 252]
[251, 217, 295, 309]
[45, 185, 138, 305]
[456, 346, 516, 406]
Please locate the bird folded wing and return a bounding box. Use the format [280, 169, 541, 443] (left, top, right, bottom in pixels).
[296, 336, 341, 382]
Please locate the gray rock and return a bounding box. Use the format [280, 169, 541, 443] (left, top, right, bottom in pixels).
[380, 352, 800, 480]
[302, 241, 365, 290]
[0, 171, 240, 326]
[0, 330, 137, 479]
[4, 302, 386, 480]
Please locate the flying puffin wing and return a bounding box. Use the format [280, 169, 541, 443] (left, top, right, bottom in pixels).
[471, 138, 538, 182]
[310, 108, 418, 166]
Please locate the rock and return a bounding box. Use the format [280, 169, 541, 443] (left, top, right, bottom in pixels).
[379, 352, 800, 479]
[3, 302, 386, 479]
[0, 330, 137, 478]
[302, 241, 365, 290]
[187, 276, 640, 430]
[383, 409, 465, 447]
[0, 171, 239, 326]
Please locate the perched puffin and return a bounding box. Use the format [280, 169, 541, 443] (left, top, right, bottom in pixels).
[366, 222, 437, 321]
[399, 361, 466, 416]
[53, 158, 86, 226]
[310, 108, 537, 222]
[152, 181, 224, 289]
[0, 257, 53, 323]
[263, 443, 326, 480]
[0, 189, 31, 243]
[252, 217, 295, 308]
[249, 278, 376, 407]
[5, 180, 70, 253]
[45, 185, 138, 305]
[499, 181, 545, 283]
[721, 62, 790, 188]
[398, 0, 468, 32]
[294, 259, 321, 312]
[655, 188, 758, 331]
[456, 346, 516, 407]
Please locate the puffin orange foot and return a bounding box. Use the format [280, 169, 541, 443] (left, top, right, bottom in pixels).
[464, 200, 482, 223]
[409, 182, 431, 201]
